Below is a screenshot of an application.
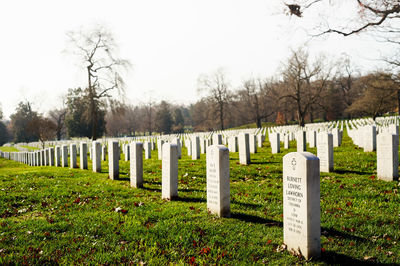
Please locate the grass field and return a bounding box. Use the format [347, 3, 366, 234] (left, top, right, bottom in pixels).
[0, 146, 19, 152]
[0, 131, 399, 264]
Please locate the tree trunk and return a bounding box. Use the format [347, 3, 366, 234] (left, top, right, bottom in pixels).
[397, 89, 400, 116]
[219, 103, 224, 130]
[256, 117, 262, 128]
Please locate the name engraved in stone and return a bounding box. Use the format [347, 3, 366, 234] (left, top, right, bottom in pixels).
[207, 165, 219, 205]
[285, 175, 304, 235]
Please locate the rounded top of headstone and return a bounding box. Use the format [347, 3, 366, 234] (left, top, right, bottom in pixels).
[283, 152, 319, 161]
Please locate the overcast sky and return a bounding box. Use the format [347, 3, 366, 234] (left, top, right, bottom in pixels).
[0, 0, 395, 119]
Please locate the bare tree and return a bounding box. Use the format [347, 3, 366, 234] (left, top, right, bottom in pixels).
[237, 78, 275, 128]
[279, 48, 332, 126]
[29, 116, 57, 148]
[66, 25, 131, 140]
[197, 69, 230, 130]
[285, 1, 400, 36]
[49, 108, 67, 140]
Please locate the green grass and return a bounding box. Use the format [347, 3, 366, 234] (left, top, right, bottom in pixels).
[0, 131, 399, 264]
[0, 146, 19, 152]
[19, 145, 40, 151]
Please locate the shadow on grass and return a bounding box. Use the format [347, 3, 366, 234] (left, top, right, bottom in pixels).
[176, 196, 205, 203]
[231, 200, 263, 209]
[334, 169, 370, 176]
[321, 227, 366, 242]
[141, 186, 161, 192]
[251, 161, 280, 165]
[231, 212, 282, 227]
[318, 251, 387, 265]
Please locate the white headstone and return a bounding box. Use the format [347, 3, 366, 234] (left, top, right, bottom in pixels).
[238, 132, 250, 165]
[283, 152, 320, 259]
[92, 142, 101, 173]
[249, 134, 257, 153]
[49, 148, 54, 166]
[80, 142, 88, 170]
[206, 145, 230, 217]
[145, 141, 151, 159]
[70, 144, 77, 168]
[270, 132, 280, 154]
[130, 142, 144, 188]
[192, 136, 200, 160]
[296, 131, 307, 152]
[284, 133, 290, 149]
[377, 133, 399, 181]
[363, 125, 376, 152]
[108, 141, 119, 180]
[55, 146, 61, 167]
[317, 132, 333, 172]
[61, 145, 68, 167]
[162, 143, 178, 200]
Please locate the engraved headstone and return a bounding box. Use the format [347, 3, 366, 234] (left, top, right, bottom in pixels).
[283, 152, 320, 259]
[206, 145, 230, 217]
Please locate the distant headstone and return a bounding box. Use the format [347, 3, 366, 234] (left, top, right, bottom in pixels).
[70, 144, 77, 168]
[213, 134, 222, 145]
[363, 125, 376, 152]
[238, 132, 250, 165]
[389, 124, 399, 135]
[317, 132, 333, 172]
[296, 131, 307, 152]
[200, 138, 207, 154]
[124, 144, 130, 161]
[283, 152, 320, 259]
[284, 134, 290, 149]
[80, 142, 88, 170]
[332, 128, 340, 147]
[257, 134, 264, 148]
[270, 132, 280, 154]
[49, 147, 54, 166]
[145, 141, 151, 159]
[55, 146, 61, 167]
[206, 145, 230, 217]
[228, 136, 238, 153]
[101, 144, 107, 161]
[92, 142, 101, 173]
[40, 149, 45, 166]
[309, 131, 316, 148]
[130, 142, 143, 188]
[377, 133, 399, 181]
[249, 134, 257, 153]
[61, 145, 68, 167]
[108, 141, 119, 180]
[44, 148, 49, 166]
[162, 143, 178, 200]
[186, 139, 192, 156]
[158, 139, 165, 160]
[172, 138, 182, 158]
[192, 136, 200, 160]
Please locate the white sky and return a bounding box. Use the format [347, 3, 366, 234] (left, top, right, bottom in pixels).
[0, 0, 395, 119]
